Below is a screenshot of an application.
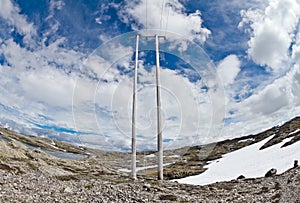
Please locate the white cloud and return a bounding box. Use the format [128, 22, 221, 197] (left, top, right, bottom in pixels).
[73, 58, 214, 150]
[291, 26, 300, 64]
[222, 64, 300, 139]
[49, 0, 65, 11]
[1, 37, 83, 70]
[71, 28, 230, 150]
[0, 0, 36, 43]
[0, 1, 224, 151]
[0, 34, 86, 137]
[222, 0, 300, 139]
[0, 0, 216, 152]
[119, 0, 210, 43]
[239, 0, 300, 72]
[218, 0, 300, 138]
[217, 55, 241, 86]
[244, 84, 289, 115]
[21, 69, 76, 108]
[4, 0, 299, 153]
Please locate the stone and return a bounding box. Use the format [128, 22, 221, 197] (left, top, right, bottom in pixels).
[64, 187, 73, 193]
[159, 194, 178, 201]
[293, 160, 298, 168]
[237, 175, 245, 180]
[265, 168, 277, 177]
[143, 183, 151, 191]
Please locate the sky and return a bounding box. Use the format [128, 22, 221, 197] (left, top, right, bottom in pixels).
[0, 0, 300, 152]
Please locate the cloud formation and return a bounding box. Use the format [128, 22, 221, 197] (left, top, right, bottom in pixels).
[239, 0, 300, 72]
[0, 37, 83, 126]
[215, 0, 300, 139]
[223, 64, 300, 138]
[0, 0, 85, 140]
[72, 34, 220, 151]
[217, 54, 241, 86]
[1, 0, 300, 153]
[119, 0, 211, 43]
[0, 0, 36, 44]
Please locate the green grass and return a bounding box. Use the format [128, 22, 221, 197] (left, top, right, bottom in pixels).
[27, 161, 36, 170]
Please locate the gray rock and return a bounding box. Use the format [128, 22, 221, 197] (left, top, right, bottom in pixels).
[64, 187, 73, 193]
[237, 175, 245, 180]
[265, 168, 277, 177]
[294, 160, 298, 168]
[143, 183, 151, 191]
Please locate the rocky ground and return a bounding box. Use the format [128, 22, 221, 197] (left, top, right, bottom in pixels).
[0, 164, 299, 202]
[0, 118, 300, 202]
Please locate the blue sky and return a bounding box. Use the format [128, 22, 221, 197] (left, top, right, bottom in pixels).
[0, 0, 300, 151]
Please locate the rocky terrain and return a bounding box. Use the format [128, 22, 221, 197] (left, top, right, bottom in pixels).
[0, 117, 299, 202]
[0, 166, 299, 202]
[162, 117, 300, 180]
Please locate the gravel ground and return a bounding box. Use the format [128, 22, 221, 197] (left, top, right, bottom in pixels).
[0, 167, 299, 202]
[0, 127, 299, 202]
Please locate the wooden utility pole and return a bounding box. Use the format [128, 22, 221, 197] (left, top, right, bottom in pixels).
[131, 34, 139, 180]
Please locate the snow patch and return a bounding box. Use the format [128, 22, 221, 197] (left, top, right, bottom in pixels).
[238, 138, 255, 143]
[166, 155, 180, 158]
[119, 163, 173, 173]
[289, 129, 300, 136]
[145, 154, 155, 158]
[175, 135, 300, 185]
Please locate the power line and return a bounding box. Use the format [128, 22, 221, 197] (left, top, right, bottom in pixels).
[165, 0, 170, 36]
[159, 0, 166, 33]
[146, 0, 148, 34]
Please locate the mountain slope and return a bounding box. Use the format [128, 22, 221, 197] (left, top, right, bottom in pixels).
[162, 117, 300, 180]
[175, 134, 299, 185]
[0, 117, 300, 202]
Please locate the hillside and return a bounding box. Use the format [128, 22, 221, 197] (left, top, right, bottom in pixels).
[161, 117, 300, 180]
[0, 117, 299, 202]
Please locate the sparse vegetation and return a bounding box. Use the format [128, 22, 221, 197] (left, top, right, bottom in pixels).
[27, 161, 36, 170]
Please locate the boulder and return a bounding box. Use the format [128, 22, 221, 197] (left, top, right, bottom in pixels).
[159, 194, 177, 201]
[294, 160, 298, 168]
[237, 175, 245, 180]
[265, 168, 277, 177]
